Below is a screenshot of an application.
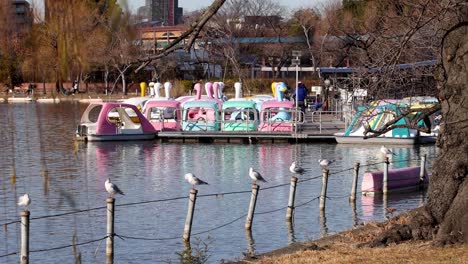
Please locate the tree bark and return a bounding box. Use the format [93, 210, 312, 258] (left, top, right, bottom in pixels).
[427, 22, 468, 245]
[364, 22, 468, 248]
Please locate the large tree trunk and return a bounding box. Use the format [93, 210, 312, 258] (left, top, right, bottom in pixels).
[365, 22, 468, 248]
[427, 22, 468, 244]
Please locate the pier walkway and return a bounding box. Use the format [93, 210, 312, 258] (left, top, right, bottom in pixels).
[157, 111, 347, 143]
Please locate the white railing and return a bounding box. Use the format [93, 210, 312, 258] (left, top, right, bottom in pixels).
[152, 108, 348, 134]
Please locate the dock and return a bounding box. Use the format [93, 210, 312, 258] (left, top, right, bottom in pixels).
[157, 111, 346, 143]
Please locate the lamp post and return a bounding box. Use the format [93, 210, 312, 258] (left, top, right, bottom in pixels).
[292, 51, 302, 133]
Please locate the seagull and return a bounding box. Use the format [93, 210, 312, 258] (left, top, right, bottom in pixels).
[105, 178, 125, 197]
[184, 173, 209, 189]
[289, 161, 305, 174]
[318, 159, 335, 168]
[380, 145, 395, 156]
[249, 167, 267, 184]
[18, 194, 31, 210]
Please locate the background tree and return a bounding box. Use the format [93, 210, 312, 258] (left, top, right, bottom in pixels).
[0, 1, 30, 90]
[290, 8, 322, 71]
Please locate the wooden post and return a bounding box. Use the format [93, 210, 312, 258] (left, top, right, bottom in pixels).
[383, 157, 389, 195]
[245, 184, 260, 230]
[286, 176, 298, 222]
[319, 169, 329, 211]
[20, 210, 30, 264]
[419, 154, 427, 185]
[349, 162, 360, 202]
[106, 198, 115, 264]
[183, 189, 198, 243]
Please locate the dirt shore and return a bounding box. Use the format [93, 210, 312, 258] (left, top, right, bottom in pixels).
[228, 216, 468, 264]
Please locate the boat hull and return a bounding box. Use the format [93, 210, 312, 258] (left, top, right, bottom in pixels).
[361, 166, 428, 195]
[334, 134, 417, 145]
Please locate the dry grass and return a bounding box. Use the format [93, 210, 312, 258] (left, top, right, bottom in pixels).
[255, 242, 468, 264]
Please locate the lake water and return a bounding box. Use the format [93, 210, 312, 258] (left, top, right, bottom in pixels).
[0, 102, 438, 263]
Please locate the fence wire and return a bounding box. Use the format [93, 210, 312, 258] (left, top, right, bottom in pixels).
[0, 156, 435, 257]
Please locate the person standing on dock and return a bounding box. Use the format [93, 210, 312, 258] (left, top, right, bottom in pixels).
[292, 82, 308, 121]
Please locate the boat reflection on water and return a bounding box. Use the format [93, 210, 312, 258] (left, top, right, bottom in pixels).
[335, 144, 425, 170]
[361, 190, 426, 221]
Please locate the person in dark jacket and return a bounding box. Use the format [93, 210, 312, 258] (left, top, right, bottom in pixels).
[292, 82, 308, 120]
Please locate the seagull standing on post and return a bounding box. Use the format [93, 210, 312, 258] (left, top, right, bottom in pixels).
[184, 173, 209, 189]
[381, 145, 395, 156]
[249, 167, 267, 184]
[105, 178, 125, 198]
[289, 161, 305, 174]
[318, 159, 335, 169]
[18, 194, 31, 210]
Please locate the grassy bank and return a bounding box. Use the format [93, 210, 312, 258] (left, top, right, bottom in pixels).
[253, 241, 468, 264]
[230, 216, 468, 264]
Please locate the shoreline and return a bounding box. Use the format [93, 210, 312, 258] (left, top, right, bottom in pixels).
[227, 212, 468, 263]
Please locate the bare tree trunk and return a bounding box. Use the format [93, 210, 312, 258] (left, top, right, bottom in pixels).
[365, 21, 468, 247]
[427, 22, 468, 245]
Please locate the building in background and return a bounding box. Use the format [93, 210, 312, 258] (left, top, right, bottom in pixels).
[137, 0, 183, 26]
[10, 0, 32, 29]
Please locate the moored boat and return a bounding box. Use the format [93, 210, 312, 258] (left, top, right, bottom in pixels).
[76, 102, 156, 141]
[258, 100, 295, 132]
[335, 100, 418, 144]
[182, 100, 220, 131]
[143, 99, 181, 131]
[221, 100, 258, 131]
[361, 166, 428, 195]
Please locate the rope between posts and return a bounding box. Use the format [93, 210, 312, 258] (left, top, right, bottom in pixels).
[295, 197, 320, 208]
[117, 213, 249, 241]
[1, 220, 20, 227]
[29, 236, 108, 253]
[298, 175, 322, 183]
[31, 206, 106, 221]
[328, 167, 354, 175]
[193, 214, 247, 236]
[0, 252, 17, 258]
[198, 190, 252, 198]
[117, 234, 181, 241]
[256, 205, 289, 215]
[116, 196, 188, 208]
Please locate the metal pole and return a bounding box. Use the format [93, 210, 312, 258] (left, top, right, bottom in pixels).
[286, 176, 298, 222]
[295, 63, 299, 134]
[183, 189, 198, 243]
[350, 162, 360, 202]
[20, 210, 30, 264]
[319, 111, 322, 133]
[245, 184, 260, 230]
[383, 157, 389, 195]
[419, 154, 427, 185]
[106, 198, 115, 264]
[319, 169, 329, 211]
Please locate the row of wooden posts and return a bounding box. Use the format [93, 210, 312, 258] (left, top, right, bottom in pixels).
[17, 154, 427, 264]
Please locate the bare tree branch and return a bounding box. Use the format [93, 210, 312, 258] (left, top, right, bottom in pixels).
[363, 103, 441, 138]
[134, 0, 226, 73]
